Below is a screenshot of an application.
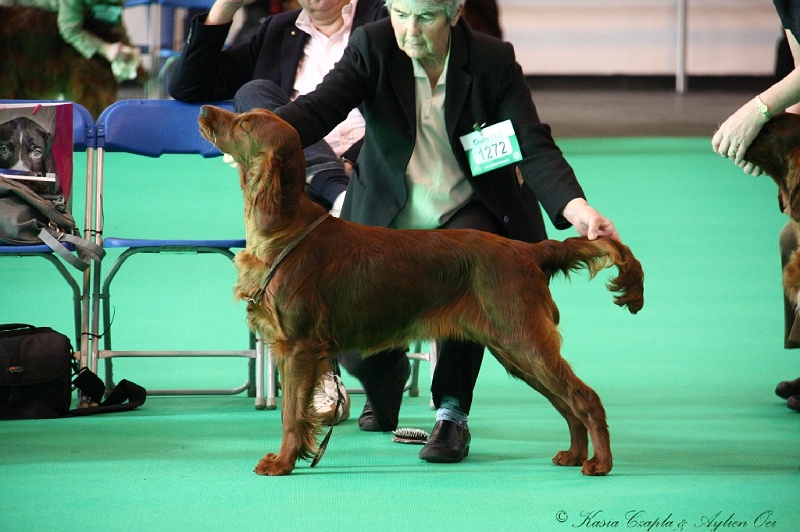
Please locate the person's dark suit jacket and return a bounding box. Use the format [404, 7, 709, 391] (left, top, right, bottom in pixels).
[169, 0, 387, 100]
[275, 17, 585, 243]
[168, 0, 386, 160]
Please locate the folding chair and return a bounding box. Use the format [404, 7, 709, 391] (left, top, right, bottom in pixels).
[90, 99, 268, 409]
[0, 100, 96, 369]
[405, 340, 437, 400]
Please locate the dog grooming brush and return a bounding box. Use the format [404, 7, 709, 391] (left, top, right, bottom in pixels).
[392, 428, 429, 444]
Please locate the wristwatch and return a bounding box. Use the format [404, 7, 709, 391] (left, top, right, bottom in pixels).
[755, 95, 773, 120]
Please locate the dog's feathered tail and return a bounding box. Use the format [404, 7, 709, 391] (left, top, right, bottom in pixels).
[536, 237, 644, 314]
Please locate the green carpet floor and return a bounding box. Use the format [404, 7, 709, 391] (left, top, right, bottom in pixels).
[1, 137, 797, 531]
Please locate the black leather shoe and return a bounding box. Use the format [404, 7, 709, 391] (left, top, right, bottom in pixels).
[776, 377, 800, 399]
[358, 402, 391, 432]
[419, 420, 470, 463]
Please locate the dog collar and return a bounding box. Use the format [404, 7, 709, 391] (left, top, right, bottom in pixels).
[248, 213, 331, 305]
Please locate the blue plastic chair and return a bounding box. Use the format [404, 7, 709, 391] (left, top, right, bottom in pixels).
[0, 100, 97, 368]
[91, 99, 269, 409]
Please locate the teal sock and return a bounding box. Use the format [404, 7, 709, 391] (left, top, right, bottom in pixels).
[436, 395, 468, 427]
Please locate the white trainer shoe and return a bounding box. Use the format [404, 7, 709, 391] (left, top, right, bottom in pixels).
[314, 372, 350, 426]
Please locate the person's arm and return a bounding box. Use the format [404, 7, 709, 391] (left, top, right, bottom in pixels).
[57, 0, 115, 59]
[712, 28, 800, 175]
[206, 0, 254, 24]
[758, 29, 800, 118]
[274, 27, 370, 148]
[168, 0, 262, 102]
[785, 28, 800, 114]
[484, 39, 618, 240]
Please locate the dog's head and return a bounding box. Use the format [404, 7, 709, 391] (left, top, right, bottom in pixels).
[746, 113, 800, 220]
[198, 106, 308, 227]
[0, 116, 55, 176]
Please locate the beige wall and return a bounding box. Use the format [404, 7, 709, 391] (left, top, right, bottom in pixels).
[499, 0, 780, 76]
[124, 0, 782, 76]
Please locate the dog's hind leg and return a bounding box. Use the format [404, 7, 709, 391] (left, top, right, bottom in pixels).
[537, 360, 611, 476]
[254, 340, 325, 476]
[490, 341, 612, 476]
[549, 377, 610, 476]
[520, 368, 590, 467]
[490, 348, 587, 464]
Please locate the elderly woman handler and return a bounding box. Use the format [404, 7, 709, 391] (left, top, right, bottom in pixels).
[272, 0, 621, 463]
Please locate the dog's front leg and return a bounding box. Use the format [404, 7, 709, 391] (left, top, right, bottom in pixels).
[254, 342, 322, 476]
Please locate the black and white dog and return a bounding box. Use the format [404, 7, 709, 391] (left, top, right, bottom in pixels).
[0, 117, 56, 194]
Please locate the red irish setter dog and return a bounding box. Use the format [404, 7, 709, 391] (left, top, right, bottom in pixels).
[744, 113, 800, 306]
[197, 106, 645, 477]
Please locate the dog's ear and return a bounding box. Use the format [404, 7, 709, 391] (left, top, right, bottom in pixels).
[746, 120, 782, 179]
[248, 149, 283, 228]
[786, 146, 800, 221]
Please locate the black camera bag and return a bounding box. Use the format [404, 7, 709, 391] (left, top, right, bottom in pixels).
[0, 323, 74, 419]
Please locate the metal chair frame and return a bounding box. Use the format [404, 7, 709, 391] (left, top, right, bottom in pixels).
[90, 99, 267, 409]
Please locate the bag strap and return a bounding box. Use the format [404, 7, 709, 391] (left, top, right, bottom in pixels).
[68, 368, 146, 416]
[0, 176, 105, 270]
[0, 176, 75, 233]
[38, 228, 105, 271]
[0, 323, 36, 333]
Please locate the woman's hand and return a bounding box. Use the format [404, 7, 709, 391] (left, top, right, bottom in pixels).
[561, 198, 620, 241]
[712, 97, 769, 175]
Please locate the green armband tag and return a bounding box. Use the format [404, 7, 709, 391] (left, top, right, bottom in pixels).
[459, 120, 522, 176]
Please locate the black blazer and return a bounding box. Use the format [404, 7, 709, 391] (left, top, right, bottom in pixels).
[276, 17, 585, 243]
[168, 0, 388, 102]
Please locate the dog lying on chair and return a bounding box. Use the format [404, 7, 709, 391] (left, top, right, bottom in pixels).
[197, 105, 645, 477]
[744, 112, 800, 307]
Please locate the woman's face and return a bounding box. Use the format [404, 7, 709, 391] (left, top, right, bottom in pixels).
[389, 1, 458, 64]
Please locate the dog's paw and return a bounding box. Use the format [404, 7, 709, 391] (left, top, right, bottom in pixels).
[580, 457, 612, 476]
[552, 450, 586, 467]
[254, 453, 294, 476]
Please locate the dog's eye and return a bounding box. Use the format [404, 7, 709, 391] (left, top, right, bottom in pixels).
[31, 148, 43, 158]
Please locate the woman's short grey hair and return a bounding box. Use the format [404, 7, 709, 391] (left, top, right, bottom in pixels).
[384, 0, 467, 23]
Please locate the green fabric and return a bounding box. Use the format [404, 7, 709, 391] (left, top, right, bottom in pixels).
[0, 138, 797, 530]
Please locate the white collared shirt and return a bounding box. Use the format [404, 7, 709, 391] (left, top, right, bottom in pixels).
[293, 0, 364, 157]
[391, 52, 474, 229]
